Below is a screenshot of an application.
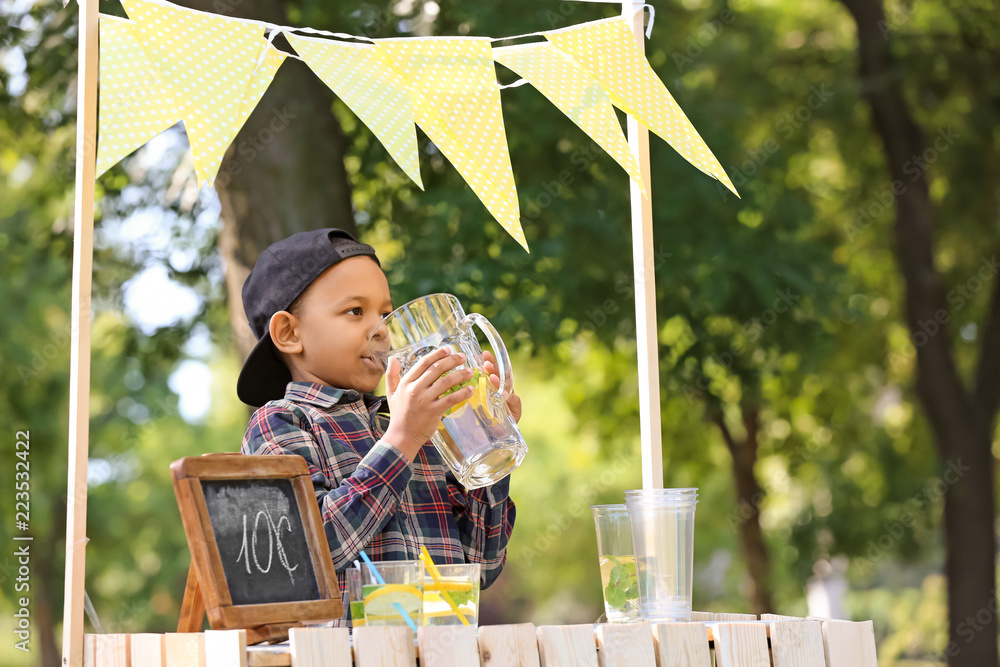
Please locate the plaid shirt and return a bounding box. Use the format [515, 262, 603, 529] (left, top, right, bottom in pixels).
[241, 382, 516, 601]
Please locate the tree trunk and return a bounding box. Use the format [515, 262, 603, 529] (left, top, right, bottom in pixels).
[181, 0, 357, 364]
[836, 1, 1000, 665]
[713, 406, 775, 615]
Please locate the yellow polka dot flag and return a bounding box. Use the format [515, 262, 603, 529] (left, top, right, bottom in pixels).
[286, 34, 423, 190]
[120, 0, 277, 187]
[546, 18, 738, 197]
[96, 16, 180, 177]
[378, 38, 527, 251]
[236, 44, 288, 143]
[494, 41, 645, 195]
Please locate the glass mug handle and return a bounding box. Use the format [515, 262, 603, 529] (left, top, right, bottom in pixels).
[459, 313, 513, 402]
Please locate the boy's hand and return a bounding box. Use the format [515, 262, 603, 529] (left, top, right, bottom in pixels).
[383, 348, 475, 462]
[483, 350, 522, 423]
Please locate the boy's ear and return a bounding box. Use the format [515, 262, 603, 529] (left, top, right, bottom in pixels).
[269, 311, 302, 354]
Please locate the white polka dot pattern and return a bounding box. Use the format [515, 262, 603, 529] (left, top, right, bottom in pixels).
[235, 43, 287, 140]
[96, 16, 180, 177]
[547, 18, 738, 196]
[287, 34, 422, 190]
[494, 41, 645, 194]
[120, 0, 273, 187]
[378, 38, 527, 251]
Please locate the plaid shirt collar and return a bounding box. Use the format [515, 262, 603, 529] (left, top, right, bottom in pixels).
[283, 381, 385, 412]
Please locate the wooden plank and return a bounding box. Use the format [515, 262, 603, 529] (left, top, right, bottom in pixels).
[62, 1, 100, 665]
[130, 633, 166, 667]
[713, 623, 769, 667]
[205, 629, 248, 667]
[690, 612, 715, 622]
[651, 623, 712, 667]
[289, 627, 352, 667]
[418, 625, 481, 666]
[760, 614, 802, 622]
[216, 601, 343, 629]
[172, 454, 308, 480]
[353, 626, 417, 667]
[164, 632, 207, 667]
[292, 474, 340, 601]
[595, 623, 655, 667]
[83, 634, 129, 667]
[713, 613, 757, 621]
[178, 562, 206, 632]
[536, 625, 598, 667]
[478, 623, 541, 667]
[247, 644, 292, 667]
[769, 621, 825, 667]
[820, 620, 878, 667]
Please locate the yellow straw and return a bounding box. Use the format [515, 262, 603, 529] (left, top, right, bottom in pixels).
[419, 546, 470, 626]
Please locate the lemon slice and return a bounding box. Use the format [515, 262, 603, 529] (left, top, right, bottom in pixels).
[363, 584, 423, 619]
[443, 369, 484, 416]
[425, 581, 475, 593]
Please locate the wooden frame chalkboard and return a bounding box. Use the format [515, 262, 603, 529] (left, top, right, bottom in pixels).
[171, 454, 342, 639]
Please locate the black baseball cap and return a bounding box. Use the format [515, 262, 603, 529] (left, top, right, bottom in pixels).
[236, 228, 380, 407]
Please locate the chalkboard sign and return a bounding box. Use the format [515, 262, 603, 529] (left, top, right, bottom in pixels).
[171, 454, 342, 637]
[202, 479, 320, 605]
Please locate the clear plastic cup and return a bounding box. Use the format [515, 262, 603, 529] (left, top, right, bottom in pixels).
[422, 563, 480, 626]
[624, 488, 698, 622]
[359, 561, 424, 629]
[591, 505, 641, 623]
[346, 567, 366, 627]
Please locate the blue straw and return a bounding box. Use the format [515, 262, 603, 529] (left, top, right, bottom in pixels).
[358, 550, 418, 632]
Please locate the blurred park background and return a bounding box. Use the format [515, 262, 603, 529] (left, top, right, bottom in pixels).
[2, 0, 999, 665]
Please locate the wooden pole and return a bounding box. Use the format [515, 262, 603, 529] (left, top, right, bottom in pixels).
[63, 0, 99, 664]
[622, 1, 663, 490]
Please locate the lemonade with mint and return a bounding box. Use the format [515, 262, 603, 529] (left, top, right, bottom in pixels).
[423, 577, 479, 626]
[599, 554, 640, 622]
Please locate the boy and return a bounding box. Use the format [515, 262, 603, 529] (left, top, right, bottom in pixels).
[236, 228, 518, 611]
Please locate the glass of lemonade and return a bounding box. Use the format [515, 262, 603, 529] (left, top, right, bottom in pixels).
[591, 504, 641, 622]
[423, 563, 480, 626]
[360, 561, 424, 628]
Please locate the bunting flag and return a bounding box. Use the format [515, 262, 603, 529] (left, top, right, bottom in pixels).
[378, 38, 527, 250]
[286, 35, 423, 189]
[96, 16, 180, 177]
[494, 42, 645, 194]
[546, 18, 738, 197]
[236, 43, 288, 142]
[120, 0, 274, 186]
[96, 0, 740, 250]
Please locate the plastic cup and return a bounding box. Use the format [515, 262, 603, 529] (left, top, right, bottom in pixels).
[346, 567, 366, 627]
[624, 488, 698, 622]
[591, 504, 641, 623]
[422, 563, 480, 626]
[359, 561, 424, 629]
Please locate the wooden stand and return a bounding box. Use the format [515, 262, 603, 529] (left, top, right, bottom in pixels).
[178, 562, 303, 645]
